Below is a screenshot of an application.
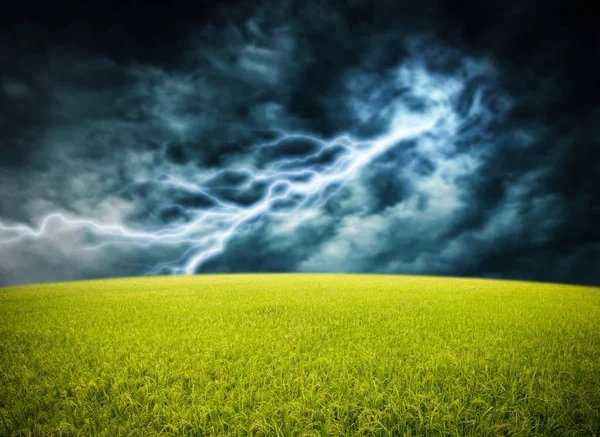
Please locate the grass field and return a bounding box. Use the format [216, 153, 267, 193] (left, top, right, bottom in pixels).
[1, 274, 599, 436]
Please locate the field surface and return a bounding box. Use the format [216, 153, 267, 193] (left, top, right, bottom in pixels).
[1, 274, 599, 436]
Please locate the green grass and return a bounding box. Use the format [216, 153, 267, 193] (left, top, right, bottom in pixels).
[1, 274, 599, 436]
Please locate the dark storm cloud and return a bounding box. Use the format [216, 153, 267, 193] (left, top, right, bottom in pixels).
[0, 0, 598, 286]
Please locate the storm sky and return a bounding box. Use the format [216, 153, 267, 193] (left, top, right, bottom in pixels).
[0, 0, 598, 286]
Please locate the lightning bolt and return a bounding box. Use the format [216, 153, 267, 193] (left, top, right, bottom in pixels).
[0, 66, 485, 276]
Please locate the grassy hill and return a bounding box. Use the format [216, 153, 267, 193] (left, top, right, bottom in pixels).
[1, 274, 599, 436]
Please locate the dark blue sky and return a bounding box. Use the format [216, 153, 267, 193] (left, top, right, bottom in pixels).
[0, 0, 598, 286]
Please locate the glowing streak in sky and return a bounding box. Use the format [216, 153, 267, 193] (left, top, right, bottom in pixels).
[0, 78, 467, 275]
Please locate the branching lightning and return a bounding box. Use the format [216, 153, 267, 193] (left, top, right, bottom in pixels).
[0, 64, 487, 276]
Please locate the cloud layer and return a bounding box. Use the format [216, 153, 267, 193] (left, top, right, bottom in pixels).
[1, 0, 598, 286]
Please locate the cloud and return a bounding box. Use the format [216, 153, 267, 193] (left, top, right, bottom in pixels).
[0, 0, 598, 286]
